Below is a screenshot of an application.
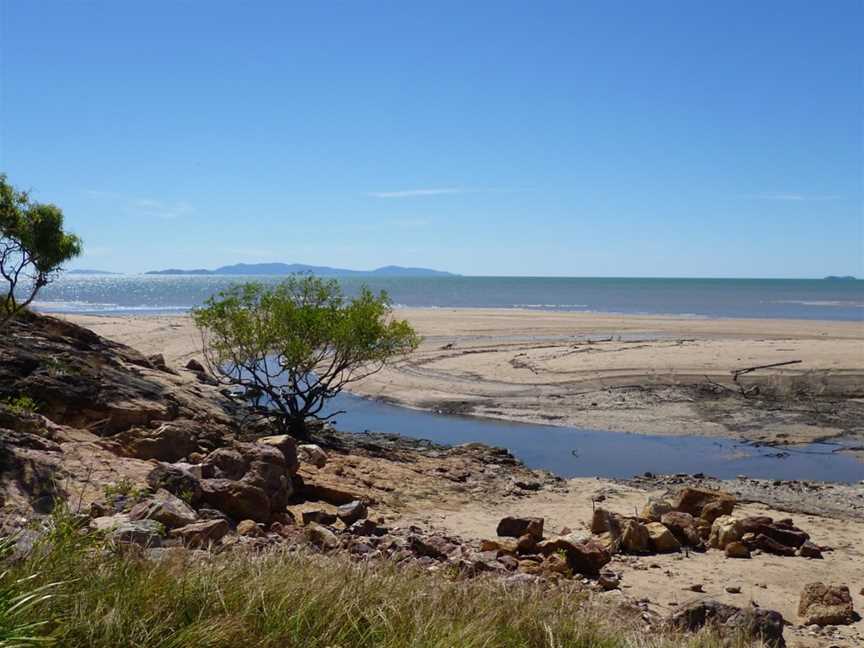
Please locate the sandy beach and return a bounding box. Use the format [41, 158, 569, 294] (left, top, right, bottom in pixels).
[64, 308, 864, 455]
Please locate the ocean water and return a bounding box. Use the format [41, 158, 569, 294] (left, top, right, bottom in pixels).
[32, 274, 864, 320]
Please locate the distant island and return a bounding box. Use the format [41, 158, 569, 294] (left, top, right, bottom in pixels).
[823, 275, 858, 281]
[145, 262, 457, 277]
[66, 269, 122, 275]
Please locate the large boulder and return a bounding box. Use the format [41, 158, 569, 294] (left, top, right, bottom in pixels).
[661, 511, 704, 549]
[671, 600, 785, 647]
[146, 463, 202, 505]
[646, 522, 681, 553]
[620, 519, 651, 554]
[256, 435, 299, 475]
[111, 421, 200, 462]
[129, 489, 197, 530]
[798, 583, 856, 626]
[673, 487, 735, 519]
[200, 479, 271, 522]
[709, 515, 742, 550]
[640, 498, 672, 522]
[564, 540, 611, 576]
[202, 447, 247, 480]
[496, 516, 544, 541]
[590, 508, 622, 537]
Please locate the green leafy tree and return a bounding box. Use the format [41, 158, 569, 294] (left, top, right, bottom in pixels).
[192, 275, 420, 440]
[0, 175, 82, 326]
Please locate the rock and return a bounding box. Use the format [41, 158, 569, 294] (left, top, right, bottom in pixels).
[797, 541, 823, 559]
[256, 435, 299, 474]
[410, 535, 456, 560]
[661, 511, 704, 549]
[496, 516, 544, 541]
[798, 583, 856, 626]
[129, 489, 197, 530]
[740, 515, 774, 535]
[726, 585, 741, 594]
[671, 600, 785, 647]
[516, 533, 537, 555]
[305, 523, 339, 550]
[700, 500, 731, 524]
[620, 519, 651, 554]
[750, 533, 796, 557]
[200, 478, 271, 522]
[536, 533, 588, 556]
[673, 487, 735, 519]
[645, 522, 681, 553]
[147, 353, 169, 370]
[542, 553, 570, 576]
[497, 554, 519, 571]
[597, 571, 620, 590]
[480, 538, 519, 555]
[724, 541, 751, 559]
[337, 500, 367, 526]
[562, 540, 611, 576]
[91, 513, 130, 532]
[298, 444, 328, 469]
[726, 608, 786, 648]
[111, 519, 163, 547]
[590, 508, 621, 536]
[202, 448, 247, 480]
[112, 421, 199, 462]
[170, 519, 229, 548]
[709, 515, 742, 550]
[146, 463, 202, 505]
[302, 509, 338, 526]
[300, 481, 364, 506]
[236, 519, 263, 537]
[640, 498, 672, 522]
[185, 358, 206, 372]
[346, 519, 385, 537]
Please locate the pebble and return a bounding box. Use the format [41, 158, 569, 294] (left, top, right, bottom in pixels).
[725, 585, 741, 594]
[686, 584, 704, 592]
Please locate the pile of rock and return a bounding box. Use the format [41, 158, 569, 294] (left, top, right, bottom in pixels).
[475, 516, 611, 583]
[582, 487, 826, 563]
[90, 434, 305, 548]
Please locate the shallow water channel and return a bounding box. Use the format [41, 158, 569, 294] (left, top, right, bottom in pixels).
[321, 393, 864, 483]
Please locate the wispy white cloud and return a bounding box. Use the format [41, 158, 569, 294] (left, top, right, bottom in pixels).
[131, 199, 195, 220]
[751, 193, 843, 202]
[367, 188, 469, 198]
[84, 190, 196, 220]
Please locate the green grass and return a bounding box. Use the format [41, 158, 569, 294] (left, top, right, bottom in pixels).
[1, 512, 759, 648]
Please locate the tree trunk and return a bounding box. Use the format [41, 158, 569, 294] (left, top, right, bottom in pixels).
[287, 416, 310, 442]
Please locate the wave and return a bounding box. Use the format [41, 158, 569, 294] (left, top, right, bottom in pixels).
[770, 300, 864, 308]
[32, 300, 192, 313]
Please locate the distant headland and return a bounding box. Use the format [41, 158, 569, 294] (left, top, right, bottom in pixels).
[145, 262, 457, 277]
[823, 275, 858, 281]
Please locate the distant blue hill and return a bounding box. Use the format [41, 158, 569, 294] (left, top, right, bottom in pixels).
[66, 269, 122, 275]
[145, 262, 456, 277]
[823, 275, 857, 281]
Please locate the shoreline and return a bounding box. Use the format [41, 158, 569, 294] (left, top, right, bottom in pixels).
[60, 308, 864, 462]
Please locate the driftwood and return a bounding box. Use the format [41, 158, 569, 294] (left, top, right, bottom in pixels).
[732, 360, 802, 379]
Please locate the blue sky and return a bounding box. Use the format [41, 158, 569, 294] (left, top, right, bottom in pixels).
[1, 1, 861, 277]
